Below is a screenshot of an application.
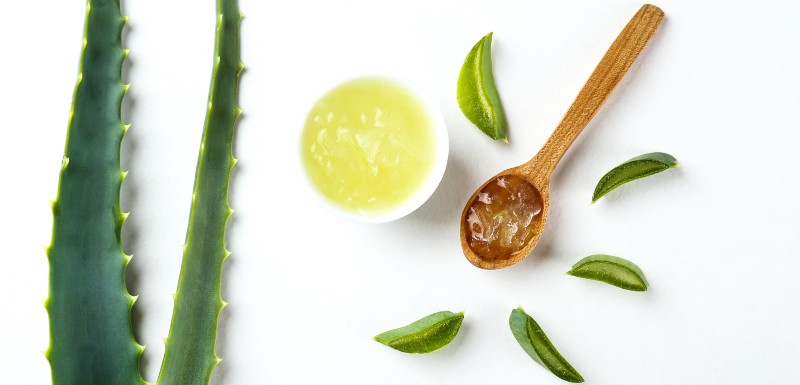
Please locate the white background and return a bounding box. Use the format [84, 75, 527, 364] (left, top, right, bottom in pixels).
[2, 0, 799, 384]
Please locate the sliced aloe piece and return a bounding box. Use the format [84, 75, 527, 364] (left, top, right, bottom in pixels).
[509, 307, 584, 383]
[567, 254, 648, 291]
[592, 152, 678, 203]
[457, 32, 508, 141]
[374, 311, 464, 354]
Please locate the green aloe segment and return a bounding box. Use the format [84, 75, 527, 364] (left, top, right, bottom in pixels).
[592, 152, 678, 203]
[46, 0, 145, 384]
[457, 32, 508, 142]
[567, 255, 648, 291]
[374, 311, 465, 354]
[156, 0, 242, 384]
[509, 307, 584, 383]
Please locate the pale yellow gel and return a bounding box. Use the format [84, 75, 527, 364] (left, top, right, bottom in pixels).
[301, 78, 437, 216]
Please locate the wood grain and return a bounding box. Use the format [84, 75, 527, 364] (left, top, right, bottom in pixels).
[524, 4, 664, 183]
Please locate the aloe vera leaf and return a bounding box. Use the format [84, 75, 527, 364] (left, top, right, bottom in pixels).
[509, 307, 584, 383]
[155, 1, 242, 384]
[592, 152, 678, 203]
[45, 1, 145, 384]
[567, 255, 648, 291]
[374, 311, 464, 354]
[457, 32, 508, 142]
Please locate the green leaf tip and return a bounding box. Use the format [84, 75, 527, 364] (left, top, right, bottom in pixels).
[457, 32, 508, 141]
[592, 152, 678, 203]
[567, 254, 648, 291]
[509, 307, 584, 383]
[374, 311, 465, 354]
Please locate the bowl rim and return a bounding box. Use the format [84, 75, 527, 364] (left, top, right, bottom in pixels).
[298, 75, 449, 224]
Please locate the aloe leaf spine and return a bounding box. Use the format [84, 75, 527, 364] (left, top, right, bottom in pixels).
[156, 0, 242, 384]
[46, 0, 145, 384]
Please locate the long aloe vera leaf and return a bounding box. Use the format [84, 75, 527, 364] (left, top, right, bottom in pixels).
[156, 0, 243, 383]
[45, 0, 145, 384]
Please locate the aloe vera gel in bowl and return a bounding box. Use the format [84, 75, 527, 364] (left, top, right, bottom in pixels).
[301, 77, 448, 223]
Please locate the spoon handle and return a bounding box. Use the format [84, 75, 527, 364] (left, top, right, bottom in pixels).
[527, 4, 664, 181]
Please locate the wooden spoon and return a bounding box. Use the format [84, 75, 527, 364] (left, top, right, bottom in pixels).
[460, 4, 664, 269]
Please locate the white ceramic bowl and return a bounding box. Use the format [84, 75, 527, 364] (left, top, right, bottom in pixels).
[299, 76, 449, 224]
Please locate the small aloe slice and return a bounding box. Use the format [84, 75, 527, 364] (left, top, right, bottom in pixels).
[374, 311, 464, 354]
[509, 307, 584, 383]
[457, 32, 508, 142]
[567, 255, 648, 291]
[592, 152, 678, 203]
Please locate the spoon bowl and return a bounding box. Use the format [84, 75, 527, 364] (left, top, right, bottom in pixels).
[460, 165, 551, 269]
[461, 4, 664, 269]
